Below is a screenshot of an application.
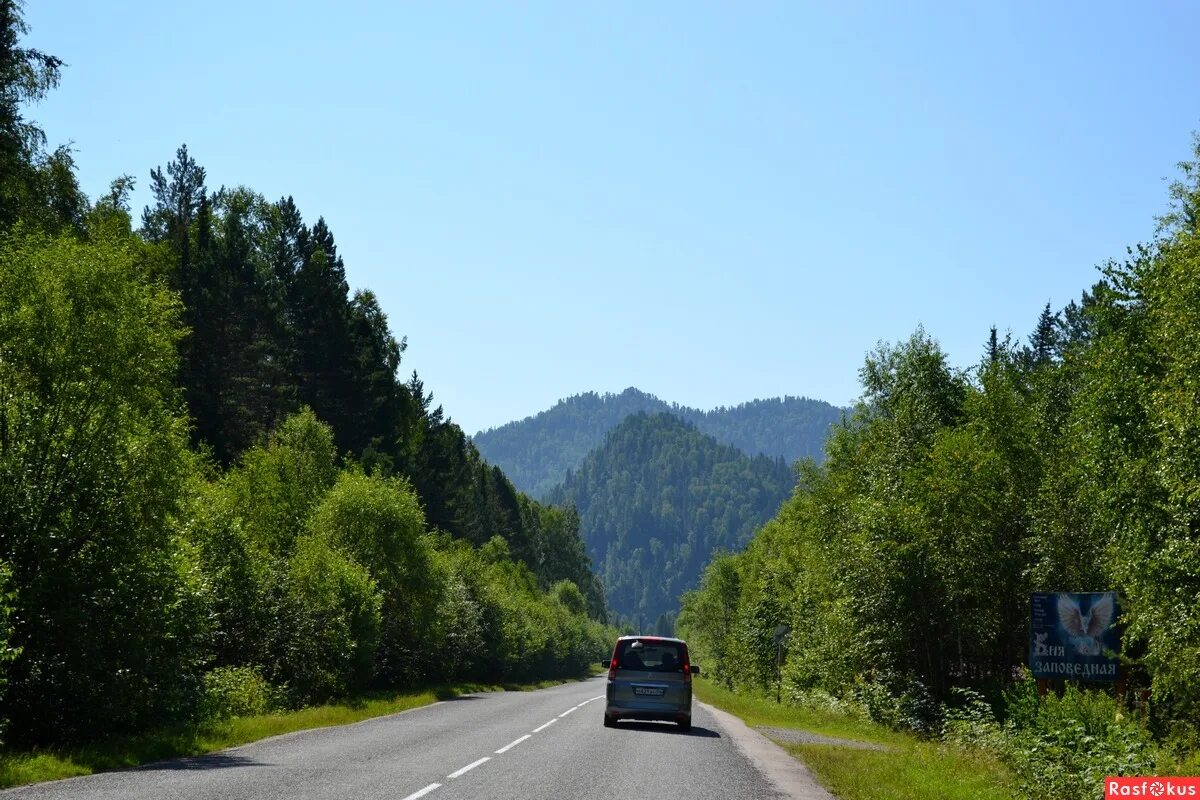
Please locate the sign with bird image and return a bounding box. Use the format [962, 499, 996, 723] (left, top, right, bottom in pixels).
[1029, 592, 1121, 681]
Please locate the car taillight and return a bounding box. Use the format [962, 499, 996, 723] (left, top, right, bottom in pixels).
[683, 661, 692, 684]
[607, 655, 619, 680]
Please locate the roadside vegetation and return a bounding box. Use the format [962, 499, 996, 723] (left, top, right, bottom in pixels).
[681, 136, 1200, 799]
[0, 0, 613, 769]
[696, 679, 1015, 800]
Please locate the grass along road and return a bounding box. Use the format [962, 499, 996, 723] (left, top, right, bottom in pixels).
[693, 679, 1016, 800]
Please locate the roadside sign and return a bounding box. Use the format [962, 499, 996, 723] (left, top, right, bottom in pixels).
[1029, 592, 1120, 681]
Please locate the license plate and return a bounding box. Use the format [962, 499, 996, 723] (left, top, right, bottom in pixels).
[633, 686, 665, 697]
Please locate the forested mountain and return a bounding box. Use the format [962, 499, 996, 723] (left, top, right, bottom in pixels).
[474, 387, 843, 498]
[0, 5, 607, 748]
[675, 397, 846, 465]
[547, 413, 794, 633]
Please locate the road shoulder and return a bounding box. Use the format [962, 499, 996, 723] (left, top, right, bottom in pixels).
[699, 700, 836, 800]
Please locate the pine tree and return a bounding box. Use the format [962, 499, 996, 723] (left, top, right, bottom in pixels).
[1026, 301, 1060, 368]
[141, 147, 222, 453]
[209, 187, 295, 456]
[985, 326, 1000, 367]
[291, 217, 359, 452]
[344, 290, 406, 458]
[142, 145, 206, 258]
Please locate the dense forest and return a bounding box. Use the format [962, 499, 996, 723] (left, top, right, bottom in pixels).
[547, 413, 794, 633]
[474, 387, 842, 498]
[679, 137, 1200, 798]
[675, 396, 846, 465]
[0, 4, 608, 747]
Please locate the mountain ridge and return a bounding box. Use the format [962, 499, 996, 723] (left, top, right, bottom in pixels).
[547, 411, 796, 630]
[473, 387, 844, 498]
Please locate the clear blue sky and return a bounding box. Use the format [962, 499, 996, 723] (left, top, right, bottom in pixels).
[24, 1, 1200, 435]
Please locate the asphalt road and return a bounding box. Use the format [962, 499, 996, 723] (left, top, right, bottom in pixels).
[3, 676, 796, 800]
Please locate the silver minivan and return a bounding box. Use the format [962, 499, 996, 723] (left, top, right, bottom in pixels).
[602, 635, 700, 730]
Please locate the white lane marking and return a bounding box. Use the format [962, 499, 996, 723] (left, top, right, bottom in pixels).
[576, 695, 604, 707]
[558, 706, 578, 718]
[447, 757, 490, 779]
[532, 718, 557, 733]
[401, 783, 441, 800]
[495, 734, 531, 754]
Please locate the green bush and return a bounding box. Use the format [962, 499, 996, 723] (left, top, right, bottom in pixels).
[199, 667, 282, 721]
[943, 681, 1157, 800]
[551, 580, 587, 617]
[1003, 686, 1154, 800]
[851, 671, 942, 736]
[942, 688, 1009, 753]
[430, 563, 487, 682]
[221, 409, 339, 555]
[306, 470, 436, 684]
[278, 536, 382, 705]
[182, 484, 274, 671]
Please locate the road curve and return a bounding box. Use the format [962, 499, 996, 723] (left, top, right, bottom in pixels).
[3, 677, 796, 800]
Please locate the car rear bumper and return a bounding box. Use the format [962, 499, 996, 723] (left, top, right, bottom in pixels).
[605, 683, 692, 721]
[605, 703, 691, 722]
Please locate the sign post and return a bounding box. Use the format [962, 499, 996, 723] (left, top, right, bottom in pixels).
[773, 624, 790, 704]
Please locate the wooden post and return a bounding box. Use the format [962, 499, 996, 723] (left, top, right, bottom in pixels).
[1036, 678, 1049, 699]
[773, 624, 789, 705]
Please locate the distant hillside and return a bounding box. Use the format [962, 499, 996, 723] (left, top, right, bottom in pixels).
[546, 413, 795, 631]
[674, 397, 845, 464]
[473, 388, 843, 498]
[473, 389, 666, 498]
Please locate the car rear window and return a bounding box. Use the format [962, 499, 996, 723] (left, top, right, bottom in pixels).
[615, 639, 686, 672]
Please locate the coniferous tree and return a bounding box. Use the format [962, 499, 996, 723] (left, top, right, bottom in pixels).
[141, 147, 223, 452]
[291, 217, 361, 453]
[142, 145, 206, 255]
[210, 187, 296, 454]
[263, 196, 309, 291]
[344, 289, 406, 459]
[1025, 301, 1060, 368]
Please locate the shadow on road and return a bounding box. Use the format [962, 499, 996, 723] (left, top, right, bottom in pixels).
[137, 753, 264, 772]
[614, 721, 720, 738]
